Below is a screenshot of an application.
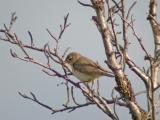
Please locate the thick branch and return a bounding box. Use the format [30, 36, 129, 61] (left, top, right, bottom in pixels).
[147, 0, 159, 119]
[90, 0, 147, 119]
[148, 0, 160, 87]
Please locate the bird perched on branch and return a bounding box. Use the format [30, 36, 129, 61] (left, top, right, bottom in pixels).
[65, 52, 114, 83]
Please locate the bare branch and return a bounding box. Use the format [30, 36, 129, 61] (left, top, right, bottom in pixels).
[123, 50, 149, 88]
[9, 12, 17, 31]
[71, 86, 81, 105]
[27, 31, 34, 47]
[147, 0, 159, 119]
[46, 28, 58, 42]
[117, 13, 150, 59]
[18, 92, 55, 112]
[121, 0, 129, 51]
[126, 1, 137, 20]
[78, 0, 94, 8]
[10, 49, 18, 58]
[111, 88, 120, 120]
[0, 1, 158, 119]
[90, 0, 148, 119]
[58, 13, 71, 39]
[129, 101, 142, 120]
[106, 0, 124, 70]
[130, 17, 150, 58]
[64, 81, 70, 106]
[61, 102, 94, 113]
[110, 0, 122, 11]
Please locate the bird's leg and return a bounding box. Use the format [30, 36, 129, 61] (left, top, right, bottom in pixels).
[96, 80, 100, 96]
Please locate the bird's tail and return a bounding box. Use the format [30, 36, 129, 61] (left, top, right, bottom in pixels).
[105, 71, 115, 77]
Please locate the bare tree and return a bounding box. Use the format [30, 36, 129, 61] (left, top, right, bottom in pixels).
[0, 0, 160, 120]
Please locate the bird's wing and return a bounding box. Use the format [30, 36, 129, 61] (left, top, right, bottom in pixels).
[73, 56, 106, 76]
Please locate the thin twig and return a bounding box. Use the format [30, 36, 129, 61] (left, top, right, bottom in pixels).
[58, 13, 71, 39]
[9, 12, 17, 31]
[65, 81, 70, 106]
[28, 30, 34, 47]
[14, 33, 30, 59]
[71, 86, 81, 105]
[18, 92, 55, 112]
[78, 0, 94, 8]
[46, 28, 58, 42]
[126, 1, 137, 20]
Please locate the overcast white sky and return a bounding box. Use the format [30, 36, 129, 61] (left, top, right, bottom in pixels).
[0, 0, 160, 120]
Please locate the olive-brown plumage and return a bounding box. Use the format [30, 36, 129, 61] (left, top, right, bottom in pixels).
[65, 52, 113, 82]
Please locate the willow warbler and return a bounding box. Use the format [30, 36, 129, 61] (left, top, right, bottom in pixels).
[65, 52, 114, 83]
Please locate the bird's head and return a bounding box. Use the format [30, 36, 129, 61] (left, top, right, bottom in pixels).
[65, 52, 81, 66]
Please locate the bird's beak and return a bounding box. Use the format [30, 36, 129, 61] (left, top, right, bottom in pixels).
[64, 62, 72, 72]
[63, 60, 68, 68]
[63, 60, 67, 67]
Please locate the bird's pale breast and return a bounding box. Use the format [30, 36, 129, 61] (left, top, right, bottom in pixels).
[72, 69, 99, 82]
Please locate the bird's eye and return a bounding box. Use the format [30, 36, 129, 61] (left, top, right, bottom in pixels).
[68, 56, 72, 61]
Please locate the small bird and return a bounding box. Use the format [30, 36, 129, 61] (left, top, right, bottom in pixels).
[65, 52, 114, 83]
